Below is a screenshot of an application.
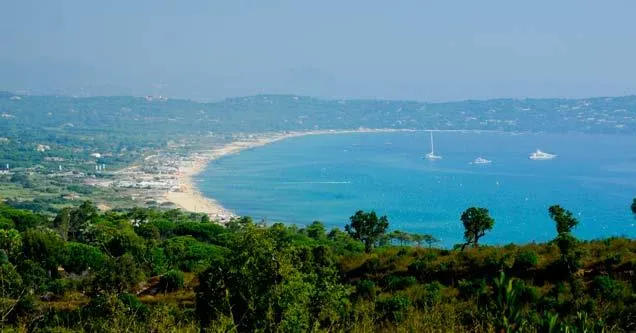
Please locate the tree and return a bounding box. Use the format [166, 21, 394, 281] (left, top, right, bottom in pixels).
[62, 242, 105, 274]
[21, 229, 66, 277]
[52, 207, 71, 241]
[460, 207, 495, 248]
[548, 205, 582, 277]
[410, 233, 438, 248]
[410, 233, 425, 247]
[548, 205, 578, 234]
[345, 210, 389, 252]
[93, 253, 144, 294]
[128, 207, 151, 226]
[0, 229, 22, 260]
[305, 221, 326, 240]
[53, 201, 98, 242]
[390, 230, 412, 246]
[423, 234, 440, 248]
[68, 201, 98, 241]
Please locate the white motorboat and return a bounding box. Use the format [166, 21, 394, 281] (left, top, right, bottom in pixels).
[529, 149, 556, 160]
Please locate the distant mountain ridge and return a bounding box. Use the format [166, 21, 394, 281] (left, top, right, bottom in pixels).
[1, 92, 636, 135]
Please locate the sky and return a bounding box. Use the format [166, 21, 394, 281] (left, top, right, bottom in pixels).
[1, 0, 636, 102]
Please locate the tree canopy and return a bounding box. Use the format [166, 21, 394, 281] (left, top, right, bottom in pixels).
[345, 210, 389, 252]
[460, 207, 495, 248]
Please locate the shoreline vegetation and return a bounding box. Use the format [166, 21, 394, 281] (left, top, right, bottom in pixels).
[164, 128, 428, 221]
[1, 201, 634, 331]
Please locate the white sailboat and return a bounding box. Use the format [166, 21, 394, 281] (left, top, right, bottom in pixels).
[529, 149, 556, 160]
[424, 131, 442, 160]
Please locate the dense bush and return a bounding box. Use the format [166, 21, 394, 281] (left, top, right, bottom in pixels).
[0, 204, 634, 332]
[159, 269, 185, 292]
[513, 249, 539, 274]
[377, 294, 411, 323]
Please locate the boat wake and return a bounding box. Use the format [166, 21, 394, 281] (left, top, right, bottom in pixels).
[282, 181, 352, 185]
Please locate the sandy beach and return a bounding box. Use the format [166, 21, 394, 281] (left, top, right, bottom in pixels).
[164, 128, 418, 222]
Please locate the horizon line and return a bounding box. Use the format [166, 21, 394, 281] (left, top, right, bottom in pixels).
[2, 89, 636, 105]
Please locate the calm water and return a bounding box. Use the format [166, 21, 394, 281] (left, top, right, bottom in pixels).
[196, 132, 636, 246]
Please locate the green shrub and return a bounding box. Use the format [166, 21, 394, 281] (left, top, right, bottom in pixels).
[118, 293, 149, 318]
[413, 281, 443, 308]
[46, 278, 74, 297]
[386, 275, 417, 291]
[159, 269, 185, 292]
[592, 276, 624, 301]
[355, 279, 376, 299]
[376, 294, 411, 323]
[63, 242, 106, 274]
[513, 249, 539, 273]
[0, 263, 23, 297]
[361, 257, 381, 274]
[458, 278, 488, 300]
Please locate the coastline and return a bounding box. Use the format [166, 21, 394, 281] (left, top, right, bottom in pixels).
[164, 128, 419, 222]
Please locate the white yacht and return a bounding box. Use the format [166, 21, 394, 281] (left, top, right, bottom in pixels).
[529, 149, 556, 160]
[471, 157, 492, 164]
[424, 131, 442, 160]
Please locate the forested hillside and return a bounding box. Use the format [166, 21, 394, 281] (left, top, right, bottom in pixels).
[1, 202, 635, 332]
[3, 93, 636, 136]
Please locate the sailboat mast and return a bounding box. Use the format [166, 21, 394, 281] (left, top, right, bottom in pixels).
[430, 131, 434, 153]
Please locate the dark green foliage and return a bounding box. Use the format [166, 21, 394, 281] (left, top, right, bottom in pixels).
[16, 259, 48, 291]
[135, 222, 160, 240]
[458, 278, 488, 300]
[62, 242, 105, 274]
[0, 263, 23, 297]
[118, 293, 149, 318]
[1, 205, 635, 332]
[489, 272, 526, 332]
[549, 205, 579, 234]
[386, 275, 417, 291]
[592, 276, 624, 301]
[413, 281, 443, 308]
[159, 269, 184, 292]
[195, 223, 353, 331]
[0, 228, 22, 260]
[93, 253, 144, 293]
[164, 236, 225, 272]
[104, 229, 145, 257]
[460, 207, 494, 248]
[555, 233, 583, 276]
[327, 227, 365, 254]
[305, 220, 326, 240]
[0, 205, 46, 231]
[549, 205, 583, 277]
[355, 279, 376, 299]
[10, 173, 32, 188]
[377, 294, 411, 323]
[196, 266, 230, 327]
[345, 210, 389, 252]
[46, 278, 74, 297]
[172, 222, 226, 244]
[148, 246, 168, 276]
[21, 228, 66, 276]
[513, 249, 539, 273]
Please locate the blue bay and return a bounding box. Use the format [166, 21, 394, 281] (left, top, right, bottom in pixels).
[196, 131, 636, 247]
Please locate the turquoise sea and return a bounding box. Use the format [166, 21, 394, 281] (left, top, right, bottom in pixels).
[196, 131, 636, 247]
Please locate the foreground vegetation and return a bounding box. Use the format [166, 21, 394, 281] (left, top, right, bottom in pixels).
[1, 201, 635, 332]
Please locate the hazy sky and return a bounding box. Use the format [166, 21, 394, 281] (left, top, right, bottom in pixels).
[1, 1, 635, 101]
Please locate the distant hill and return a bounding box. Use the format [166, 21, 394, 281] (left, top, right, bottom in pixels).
[2, 93, 635, 136]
